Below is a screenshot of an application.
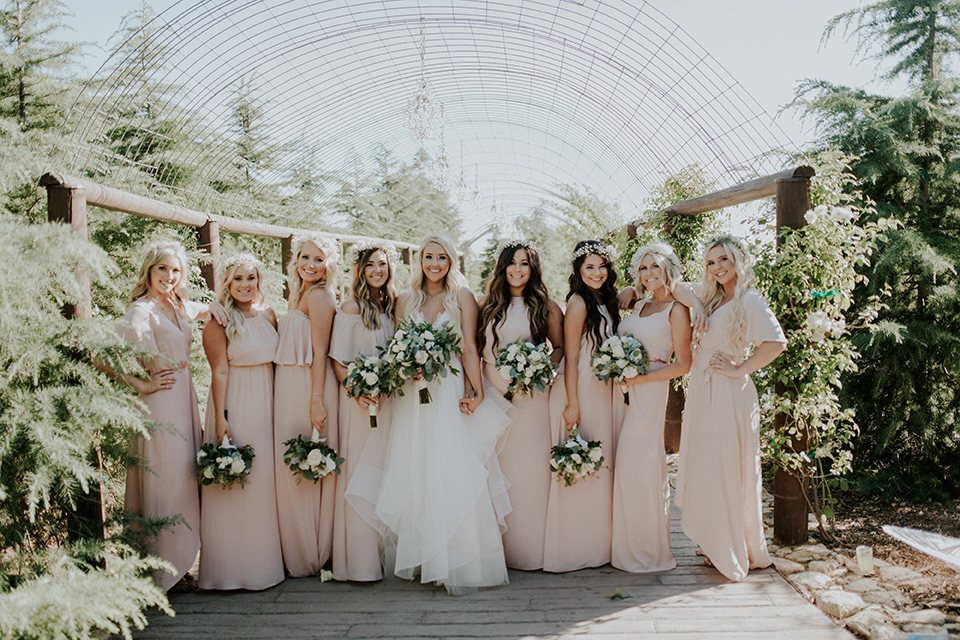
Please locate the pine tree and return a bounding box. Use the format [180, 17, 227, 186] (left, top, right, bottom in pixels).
[795, 0, 960, 498]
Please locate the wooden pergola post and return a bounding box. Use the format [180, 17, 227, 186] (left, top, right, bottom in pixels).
[281, 234, 295, 300]
[773, 173, 812, 545]
[198, 219, 221, 293]
[42, 177, 105, 543]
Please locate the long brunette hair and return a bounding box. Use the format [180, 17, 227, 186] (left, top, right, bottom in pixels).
[567, 240, 619, 347]
[350, 244, 398, 331]
[477, 241, 551, 355]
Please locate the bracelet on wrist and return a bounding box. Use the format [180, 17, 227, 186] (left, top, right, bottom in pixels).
[311, 392, 324, 396]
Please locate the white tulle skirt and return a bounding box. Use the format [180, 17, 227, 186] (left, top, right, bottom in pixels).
[346, 361, 515, 594]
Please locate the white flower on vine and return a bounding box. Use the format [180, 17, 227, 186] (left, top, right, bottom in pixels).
[831, 207, 855, 223]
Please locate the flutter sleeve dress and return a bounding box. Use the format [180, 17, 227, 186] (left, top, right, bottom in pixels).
[542, 305, 615, 572]
[198, 312, 284, 590]
[121, 298, 202, 591]
[330, 311, 394, 582]
[675, 289, 786, 581]
[611, 300, 677, 573]
[481, 297, 554, 571]
[273, 309, 340, 577]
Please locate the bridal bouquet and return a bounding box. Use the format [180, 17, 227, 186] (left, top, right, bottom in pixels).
[495, 340, 557, 400]
[196, 435, 255, 488]
[343, 353, 398, 427]
[591, 334, 648, 405]
[282, 431, 343, 484]
[381, 319, 461, 403]
[550, 428, 604, 486]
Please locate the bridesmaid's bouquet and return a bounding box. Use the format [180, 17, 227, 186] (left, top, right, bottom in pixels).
[591, 334, 648, 405]
[282, 431, 344, 483]
[550, 428, 604, 486]
[196, 435, 255, 488]
[381, 319, 461, 403]
[343, 353, 397, 427]
[494, 340, 557, 400]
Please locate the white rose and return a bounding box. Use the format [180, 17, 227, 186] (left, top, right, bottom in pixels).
[299, 461, 311, 470]
[599, 354, 611, 364]
[611, 344, 626, 359]
[623, 366, 638, 379]
[217, 457, 229, 469]
[363, 372, 379, 385]
[422, 331, 435, 341]
[306, 448, 324, 467]
[392, 343, 404, 353]
[830, 317, 846, 338]
[529, 350, 543, 361]
[203, 467, 215, 479]
[831, 206, 855, 223]
[588, 448, 602, 462]
[415, 350, 429, 364]
[804, 209, 820, 224]
[231, 459, 247, 475]
[324, 457, 337, 472]
[616, 359, 628, 369]
[571, 453, 582, 464]
[550, 459, 560, 470]
[197, 450, 206, 458]
[347, 363, 356, 375]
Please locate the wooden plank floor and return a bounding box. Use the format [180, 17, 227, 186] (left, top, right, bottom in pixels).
[134, 505, 854, 640]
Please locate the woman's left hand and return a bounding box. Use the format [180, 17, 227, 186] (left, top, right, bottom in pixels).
[708, 353, 740, 378]
[208, 300, 229, 325]
[459, 393, 483, 415]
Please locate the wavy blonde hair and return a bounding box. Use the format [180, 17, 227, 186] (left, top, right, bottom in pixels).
[129, 240, 190, 313]
[407, 235, 467, 333]
[287, 233, 341, 307]
[351, 244, 398, 331]
[699, 234, 756, 348]
[631, 243, 682, 296]
[217, 254, 266, 341]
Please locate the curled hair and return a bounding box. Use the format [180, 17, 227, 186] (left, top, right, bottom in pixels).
[567, 240, 619, 347]
[287, 233, 341, 306]
[699, 234, 756, 348]
[478, 242, 552, 355]
[407, 235, 467, 333]
[351, 244, 398, 331]
[631, 243, 682, 296]
[129, 240, 190, 313]
[217, 254, 266, 342]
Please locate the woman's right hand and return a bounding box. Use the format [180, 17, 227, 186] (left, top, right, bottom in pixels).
[139, 369, 176, 394]
[562, 403, 580, 431]
[310, 395, 327, 437]
[215, 416, 232, 445]
[355, 394, 378, 409]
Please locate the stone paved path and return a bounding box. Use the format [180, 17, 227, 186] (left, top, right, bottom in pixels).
[134, 506, 854, 639]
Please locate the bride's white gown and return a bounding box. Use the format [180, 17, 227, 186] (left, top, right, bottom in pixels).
[346, 312, 516, 594]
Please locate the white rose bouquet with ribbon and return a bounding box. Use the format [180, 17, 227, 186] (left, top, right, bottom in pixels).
[549, 428, 604, 486]
[281, 430, 344, 483]
[591, 334, 648, 405]
[381, 319, 461, 404]
[196, 434, 255, 488]
[494, 340, 557, 400]
[343, 353, 397, 427]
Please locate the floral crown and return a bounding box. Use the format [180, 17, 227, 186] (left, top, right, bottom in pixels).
[571, 241, 617, 265]
[495, 238, 544, 260]
[293, 233, 341, 270]
[220, 252, 264, 272]
[347, 239, 400, 268]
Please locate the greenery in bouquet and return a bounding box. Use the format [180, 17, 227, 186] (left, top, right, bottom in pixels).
[590, 334, 648, 405]
[344, 352, 397, 427]
[550, 429, 605, 486]
[381, 319, 462, 403]
[494, 340, 557, 400]
[282, 433, 344, 483]
[196, 439, 255, 487]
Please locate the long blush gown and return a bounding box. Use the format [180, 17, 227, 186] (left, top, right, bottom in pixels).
[199, 313, 284, 590]
[611, 300, 677, 573]
[330, 311, 394, 582]
[481, 298, 553, 570]
[676, 289, 786, 581]
[273, 309, 340, 577]
[347, 312, 515, 594]
[542, 306, 615, 572]
[121, 298, 202, 591]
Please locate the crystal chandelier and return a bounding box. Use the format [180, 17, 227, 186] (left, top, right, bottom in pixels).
[403, 17, 440, 144]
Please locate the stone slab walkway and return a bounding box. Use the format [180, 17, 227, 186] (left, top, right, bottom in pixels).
[133, 506, 854, 639]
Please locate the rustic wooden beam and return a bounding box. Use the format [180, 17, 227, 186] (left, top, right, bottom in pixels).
[198, 219, 221, 293]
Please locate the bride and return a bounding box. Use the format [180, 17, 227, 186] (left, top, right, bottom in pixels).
[347, 235, 515, 594]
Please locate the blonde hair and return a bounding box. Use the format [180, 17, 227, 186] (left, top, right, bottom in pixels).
[287, 233, 341, 306]
[631, 243, 682, 296]
[407, 235, 466, 333]
[217, 254, 266, 341]
[350, 244, 398, 331]
[699, 234, 756, 348]
[129, 240, 190, 313]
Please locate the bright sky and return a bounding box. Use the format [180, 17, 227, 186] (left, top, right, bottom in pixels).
[64, 0, 891, 147]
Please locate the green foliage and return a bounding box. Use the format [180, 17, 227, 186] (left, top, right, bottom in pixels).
[755, 150, 897, 535]
[795, 0, 960, 499]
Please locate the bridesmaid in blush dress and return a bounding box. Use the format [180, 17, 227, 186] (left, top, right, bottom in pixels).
[273, 234, 340, 577]
[543, 240, 619, 573]
[119, 241, 224, 592]
[330, 241, 398, 582]
[477, 240, 564, 570]
[676, 235, 786, 582]
[611, 244, 692, 573]
[198, 254, 283, 590]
